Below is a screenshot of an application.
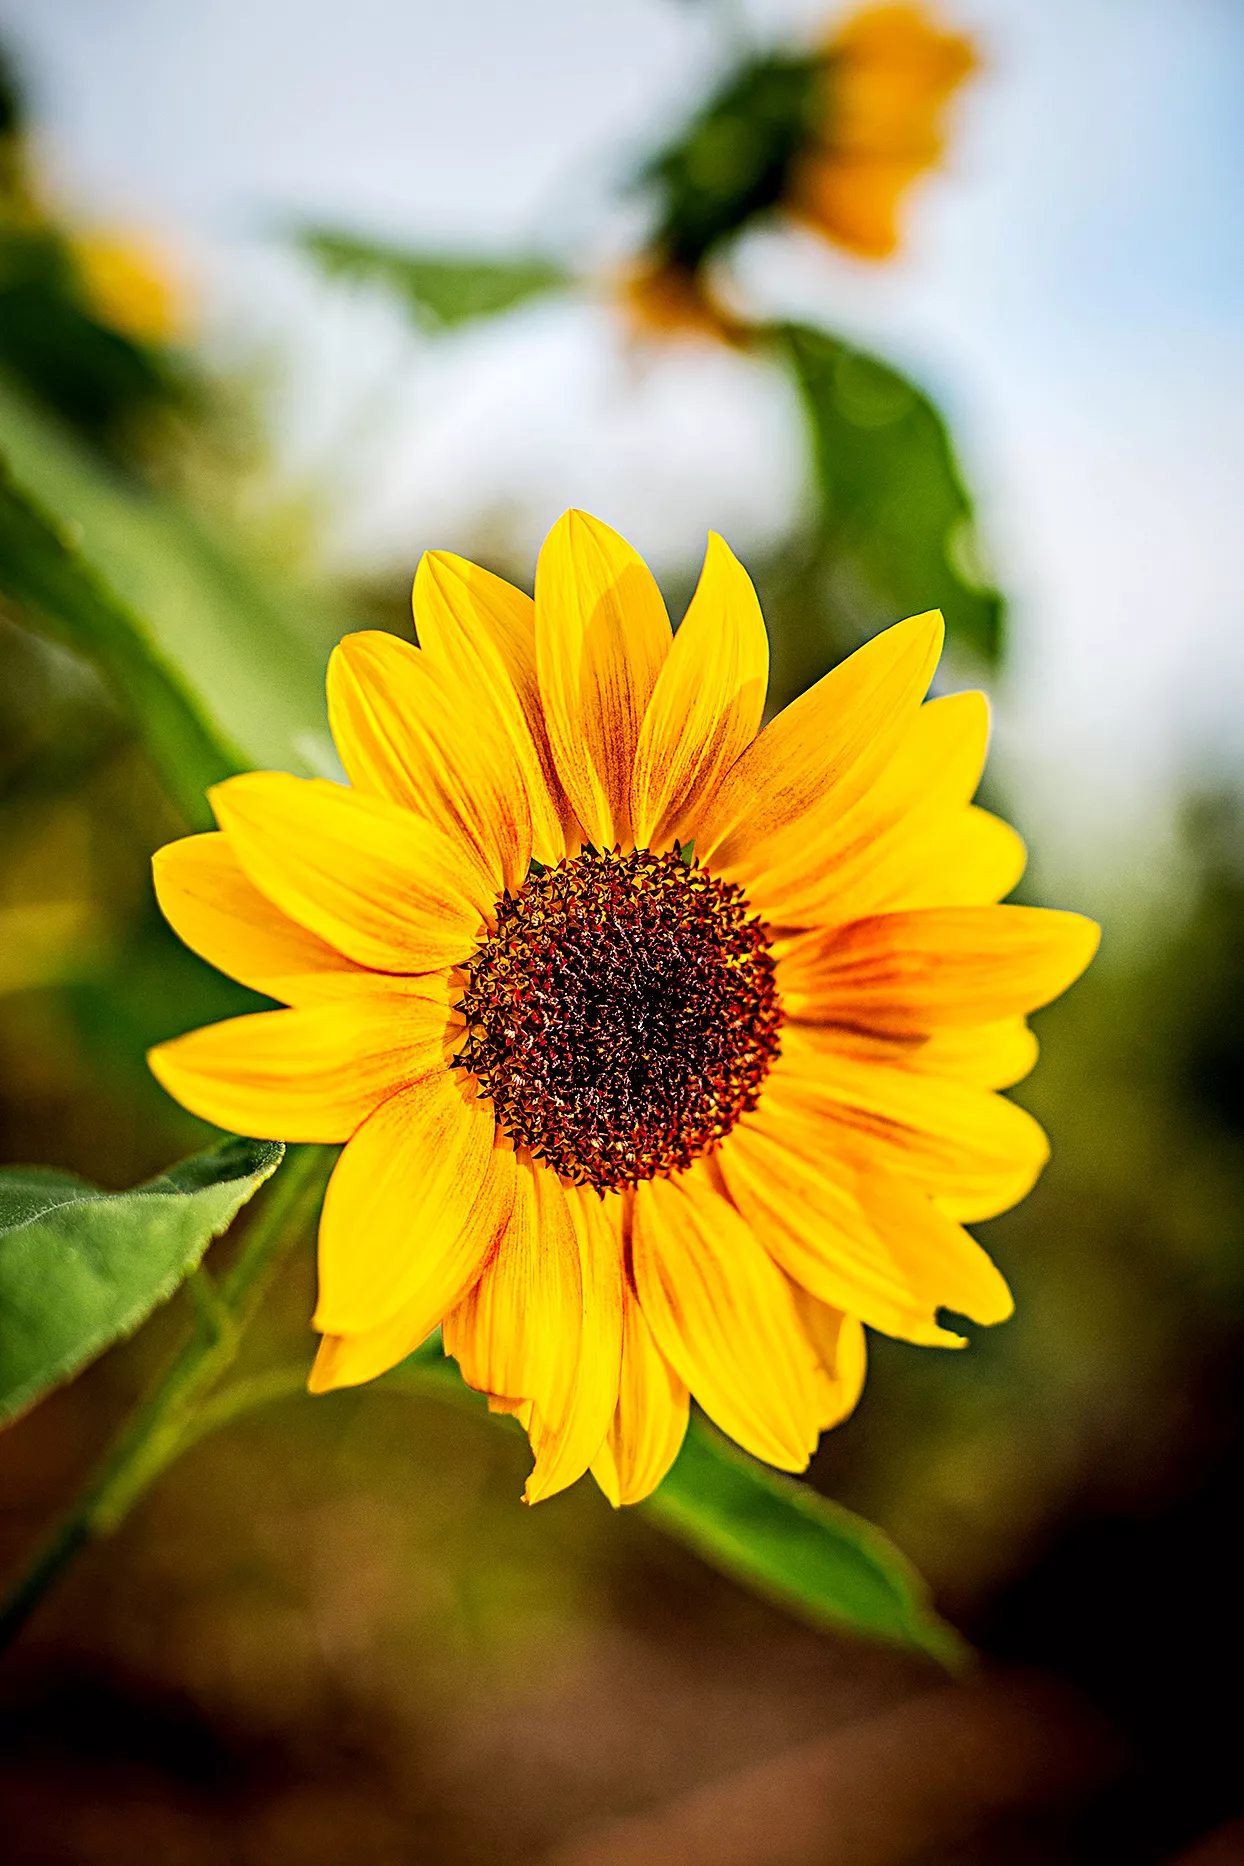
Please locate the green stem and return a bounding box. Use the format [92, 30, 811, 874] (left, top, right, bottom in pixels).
[0, 1143, 332, 1654]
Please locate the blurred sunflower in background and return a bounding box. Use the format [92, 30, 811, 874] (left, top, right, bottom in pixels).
[626, 3, 977, 339]
[0, 49, 186, 456]
[148, 512, 1096, 1507]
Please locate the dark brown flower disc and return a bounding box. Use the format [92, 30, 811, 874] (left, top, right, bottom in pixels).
[454, 847, 782, 1192]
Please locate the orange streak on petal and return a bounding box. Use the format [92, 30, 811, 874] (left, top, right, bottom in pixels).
[630, 531, 768, 850]
[695, 610, 943, 874]
[535, 510, 672, 849]
[328, 630, 532, 894]
[413, 551, 572, 863]
[777, 904, 1100, 1033]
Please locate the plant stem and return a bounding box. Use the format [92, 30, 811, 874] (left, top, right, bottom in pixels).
[0, 1143, 333, 1655]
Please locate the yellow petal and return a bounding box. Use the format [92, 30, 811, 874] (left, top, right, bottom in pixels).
[771, 1036, 1050, 1222]
[443, 1161, 623, 1503]
[780, 1015, 1040, 1092]
[631, 1166, 822, 1471]
[693, 610, 943, 873]
[210, 772, 491, 975]
[309, 1147, 516, 1393]
[413, 551, 570, 864]
[629, 532, 768, 849]
[892, 805, 1026, 911]
[590, 1285, 689, 1507]
[148, 992, 453, 1141]
[729, 688, 987, 926]
[327, 630, 532, 893]
[855, 1170, 1013, 1327]
[535, 510, 672, 848]
[788, 1285, 868, 1429]
[777, 904, 1100, 1034]
[152, 832, 376, 1004]
[915, 1020, 1038, 1089]
[530, 1183, 626, 1503]
[314, 1070, 508, 1335]
[788, 153, 921, 260]
[716, 1116, 956, 1344]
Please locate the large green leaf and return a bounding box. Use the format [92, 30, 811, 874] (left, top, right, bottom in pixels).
[645, 1417, 969, 1669]
[0, 1137, 283, 1426]
[298, 230, 570, 329]
[0, 456, 242, 828]
[384, 1340, 967, 1669]
[779, 322, 1003, 666]
[0, 372, 340, 783]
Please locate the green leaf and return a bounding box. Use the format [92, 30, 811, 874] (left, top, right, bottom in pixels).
[778, 322, 1003, 666]
[0, 371, 341, 787]
[0, 453, 242, 828]
[0, 1137, 283, 1426]
[643, 1417, 970, 1669]
[298, 230, 570, 329]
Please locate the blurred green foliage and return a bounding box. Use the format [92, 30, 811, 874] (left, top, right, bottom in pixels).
[298, 232, 570, 330]
[640, 51, 822, 272]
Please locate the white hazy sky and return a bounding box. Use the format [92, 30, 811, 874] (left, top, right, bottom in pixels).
[1, 0, 1242, 890]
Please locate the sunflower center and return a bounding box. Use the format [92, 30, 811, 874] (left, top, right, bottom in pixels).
[454, 847, 782, 1193]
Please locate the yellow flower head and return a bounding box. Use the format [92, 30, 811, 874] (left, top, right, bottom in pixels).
[791, 4, 978, 260]
[148, 513, 1096, 1506]
[627, 3, 978, 337]
[68, 229, 186, 346]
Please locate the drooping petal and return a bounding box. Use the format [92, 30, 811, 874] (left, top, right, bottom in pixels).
[309, 1141, 517, 1392]
[629, 532, 768, 850]
[148, 991, 454, 1141]
[631, 1166, 823, 1471]
[855, 1170, 1013, 1328]
[787, 1285, 868, 1430]
[717, 1116, 957, 1344]
[531, 1183, 626, 1503]
[152, 832, 375, 1004]
[770, 1035, 1050, 1223]
[443, 1160, 623, 1503]
[210, 772, 492, 974]
[692, 610, 943, 874]
[591, 1281, 689, 1507]
[777, 905, 1100, 1035]
[327, 630, 532, 893]
[535, 510, 672, 849]
[314, 1070, 507, 1335]
[413, 551, 570, 863]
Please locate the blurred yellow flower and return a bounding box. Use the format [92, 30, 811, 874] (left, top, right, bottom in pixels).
[148, 513, 1096, 1505]
[791, 4, 978, 260]
[627, 3, 978, 338]
[68, 229, 185, 345]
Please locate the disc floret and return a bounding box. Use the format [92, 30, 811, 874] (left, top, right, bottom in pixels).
[454, 847, 782, 1192]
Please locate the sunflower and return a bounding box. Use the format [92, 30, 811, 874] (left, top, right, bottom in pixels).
[625, 4, 977, 342]
[790, 3, 978, 261]
[148, 512, 1097, 1505]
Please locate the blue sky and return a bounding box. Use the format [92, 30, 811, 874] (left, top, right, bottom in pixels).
[2, 0, 1242, 889]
